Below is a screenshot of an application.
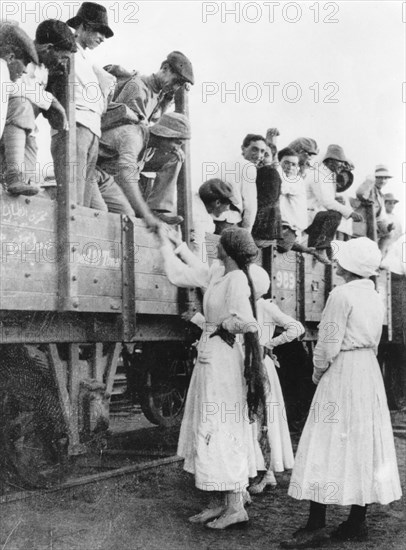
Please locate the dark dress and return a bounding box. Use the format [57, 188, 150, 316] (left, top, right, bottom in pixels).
[252, 165, 282, 241]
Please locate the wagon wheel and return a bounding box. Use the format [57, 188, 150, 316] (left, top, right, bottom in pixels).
[137, 343, 196, 428]
[0, 389, 68, 491]
[0, 345, 69, 492]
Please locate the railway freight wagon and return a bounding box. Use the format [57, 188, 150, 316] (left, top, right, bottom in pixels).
[0, 55, 199, 490]
[1, 55, 404, 491]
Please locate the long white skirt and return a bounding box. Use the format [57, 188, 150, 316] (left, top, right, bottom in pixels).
[288, 349, 402, 505]
[265, 356, 295, 471]
[177, 336, 260, 491]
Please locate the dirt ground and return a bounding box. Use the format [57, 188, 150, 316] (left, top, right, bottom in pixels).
[0, 418, 405, 550]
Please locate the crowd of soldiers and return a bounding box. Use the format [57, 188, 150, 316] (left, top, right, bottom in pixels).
[0, 2, 193, 234]
[0, 1, 402, 264]
[197, 133, 402, 265]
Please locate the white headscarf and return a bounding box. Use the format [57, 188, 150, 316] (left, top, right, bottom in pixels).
[331, 237, 382, 277]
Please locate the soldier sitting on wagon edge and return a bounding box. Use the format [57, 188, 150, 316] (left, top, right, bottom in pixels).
[98, 112, 191, 231]
[305, 145, 363, 264]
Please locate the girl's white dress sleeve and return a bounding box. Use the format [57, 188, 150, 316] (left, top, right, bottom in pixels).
[160, 242, 211, 290]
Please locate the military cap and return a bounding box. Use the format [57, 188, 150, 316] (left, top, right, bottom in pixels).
[35, 19, 77, 52]
[199, 179, 239, 206]
[150, 112, 191, 139]
[0, 24, 38, 64]
[66, 2, 114, 38]
[288, 137, 319, 155]
[165, 51, 194, 85]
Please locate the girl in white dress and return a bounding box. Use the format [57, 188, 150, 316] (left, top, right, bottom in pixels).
[159, 226, 270, 529]
[187, 271, 305, 494]
[249, 300, 304, 493]
[281, 237, 402, 549]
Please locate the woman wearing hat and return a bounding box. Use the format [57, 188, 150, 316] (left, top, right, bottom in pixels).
[159, 226, 269, 529]
[281, 237, 401, 548]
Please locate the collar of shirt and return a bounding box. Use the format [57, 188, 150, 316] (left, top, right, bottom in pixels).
[212, 209, 242, 223]
[76, 42, 87, 59]
[143, 73, 162, 94]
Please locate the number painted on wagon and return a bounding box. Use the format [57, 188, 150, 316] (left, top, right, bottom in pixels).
[275, 270, 295, 290]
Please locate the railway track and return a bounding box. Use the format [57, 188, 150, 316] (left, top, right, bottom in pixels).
[0, 411, 182, 504]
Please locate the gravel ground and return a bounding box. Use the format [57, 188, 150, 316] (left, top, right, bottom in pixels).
[0, 429, 404, 550]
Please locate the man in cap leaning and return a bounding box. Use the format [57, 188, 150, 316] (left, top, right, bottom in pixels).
[105, 50, 194, 125]
[305, 144, 363, 264]
[100, 51, 194, 225]
[0, 23, 38, 142]
[50, 2, 115, 209]
[1, 20, 76, 196]
[98, 112, 191, 231]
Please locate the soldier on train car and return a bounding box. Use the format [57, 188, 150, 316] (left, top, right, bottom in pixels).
[305, 145, 363, 264]
[0, 23, 39, 193]
[223, 133, 267, 232]
[105, 51, 194, 125]
[100, 52, 194, 226]
[287, 137, 319, 179]
[1, 20, 76, 197]
[98, 112, 191, 230]
[356, 164, 395, 249]
[50, 2, 115, 209]
[198, 178, 241, 235]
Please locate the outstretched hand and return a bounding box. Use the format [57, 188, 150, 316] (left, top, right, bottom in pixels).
[145, 213, 162, 234]
[157, 224, 183, 248]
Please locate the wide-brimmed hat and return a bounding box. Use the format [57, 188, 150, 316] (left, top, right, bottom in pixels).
[375, 164, 393, 178]
[66, 2, 114, 38]
[165, 51, 194, 85]
[384, 193, 399, 203]
[150, 112, 191, 139]
[35, 19, 77, 52]
[288, 137, 319, 155]
[0, 23, 38, 64]
[199, 179, 239, 206]
[322, 144, 348, 163]
[332, 237, 382, 278]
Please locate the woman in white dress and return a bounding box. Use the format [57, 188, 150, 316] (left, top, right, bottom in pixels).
[249, 301, 304, 493]
[281, 237, 402, 549]
[159, 226, 270, 529]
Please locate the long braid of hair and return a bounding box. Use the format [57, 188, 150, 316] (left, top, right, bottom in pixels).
[240, 264, 270, 422]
